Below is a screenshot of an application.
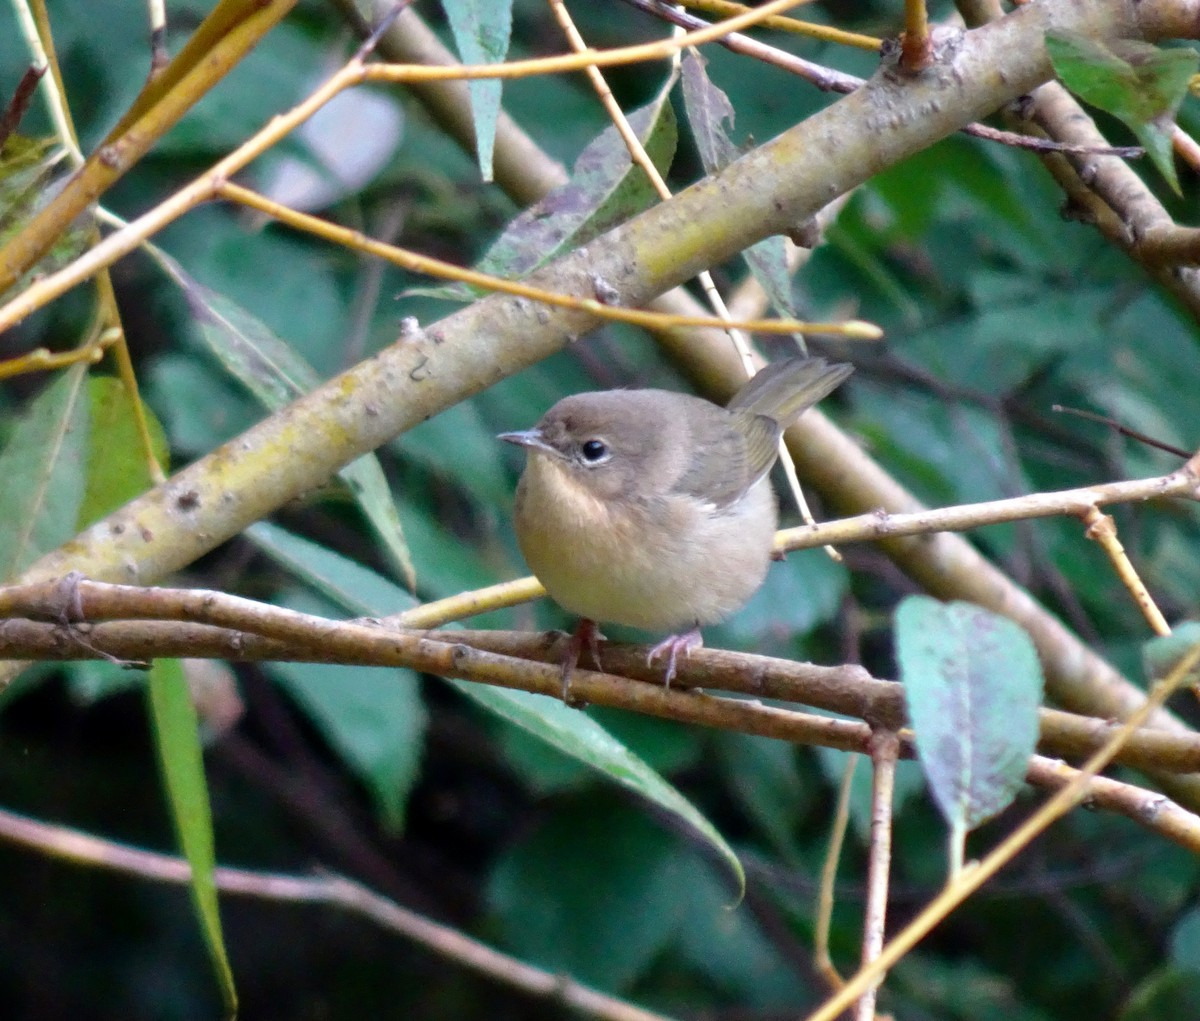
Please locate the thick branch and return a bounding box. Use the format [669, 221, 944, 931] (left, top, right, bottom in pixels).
[7, 0, 1200, 803]
[4, 581, 1200, 778]
[13, 0, 1177, 589]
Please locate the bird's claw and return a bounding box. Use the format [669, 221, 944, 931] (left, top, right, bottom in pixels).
[647, 626, 703, 688]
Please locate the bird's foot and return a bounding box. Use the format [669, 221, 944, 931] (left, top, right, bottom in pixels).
[647, 625, 703, 688]
[559, 618, 605, 704]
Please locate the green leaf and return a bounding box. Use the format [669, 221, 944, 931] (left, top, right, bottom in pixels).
[488, 796, 685, 990]
[680, 50, 740, 172]
[0, 365, 89, 580]
[895, 597, 1043, 863]
[442, 0, 513, 181]
[674, 852, 808, 1006]
[0, 135, 59, 238]
[1171, 905, 1200, 974]
[248, 525, 742, 890]
[1118, 966, 1200, 1021]
[681, 50, 796, 319]
[417, 79, 677, 301]
[154, 250, 415, 588]
[397, 401, 513, 508]
[78, 376, 169, 528]
[246, 520, 417, 617]
[1046, 32, 1198, 192]
[714, 732, 810, 861]
[246, 529, 427, 830]
[0, 137, 92, 293]
[453, 680, 744, 895]
[146, 659, 236, 1012]
[269, 657, 426, 832]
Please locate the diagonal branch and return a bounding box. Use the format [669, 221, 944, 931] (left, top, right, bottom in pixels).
[5, 0, 1200, 804]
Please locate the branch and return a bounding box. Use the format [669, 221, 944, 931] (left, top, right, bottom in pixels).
[5, 0, 1199, 813]
[4, 580, 1200, 778]
[0, 805, 677, 1021]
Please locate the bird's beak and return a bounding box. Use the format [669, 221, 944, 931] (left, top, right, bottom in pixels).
[498, 428, 557, 457]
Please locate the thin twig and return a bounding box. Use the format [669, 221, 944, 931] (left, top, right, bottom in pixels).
[814, 753, 857, 991]
[0, 64, 45, 150]
[804, 644, 1200, 1021]
[680, 0, 881, 49]
[1080, 506, 1171, 637]
[620, 0, 1142, 158]
[775, 461, 1200, 553]
[900, 0, 933, 71]
[1052, 404, 1192, 459]
[855, 731, 898, 1021]
[0, 805, 678, 1021]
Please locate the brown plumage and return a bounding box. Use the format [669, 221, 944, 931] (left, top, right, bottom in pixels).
[500, 357, 852, 691]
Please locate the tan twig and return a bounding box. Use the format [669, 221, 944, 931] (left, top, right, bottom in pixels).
[815, 754, 857, 992]
[220, 181, 874, 339]
[146, 0, 169, 74]
[385, 576, 546, 628]
[680, 0, 881, 49]
[856, 731, 899, 1021]
[775, 462, 1200, 553]
[0, 340, 108, 379]
[1080, 506, 1171, 637]
[1173, 124, 1200, 175]
[900, 0, 933, 71]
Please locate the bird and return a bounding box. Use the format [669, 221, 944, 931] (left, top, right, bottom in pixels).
[499, 357, 853, 700]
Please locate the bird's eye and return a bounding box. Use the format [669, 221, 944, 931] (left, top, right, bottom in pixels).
[580, 439, 609, 463]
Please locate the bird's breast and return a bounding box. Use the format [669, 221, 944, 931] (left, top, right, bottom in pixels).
[513, 454, 776, 631]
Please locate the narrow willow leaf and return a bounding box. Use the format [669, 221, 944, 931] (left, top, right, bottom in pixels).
[1046, 31, 1198, 192]
[78, 376, 169, 528]
[147, 659, 237, 1012]
[155, 251, 415, 589]
[680, 50, 796, 318]
[249, 522, 743, 892]
[248, 526, 426, 830]
[0, 364, 89, 580]
[896, 597, 1043, 842]
[270, 655, 426, 832]
[414, 79, 677, 301]
[454, 680, 744, 896]
[443, 0, 513, 181]
[478, 82, 675, 278]
[0, 137, 92, 293]
[246, 520, 417, 616]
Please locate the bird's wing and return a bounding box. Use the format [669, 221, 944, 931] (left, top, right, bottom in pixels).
[673, 409, 781, 510]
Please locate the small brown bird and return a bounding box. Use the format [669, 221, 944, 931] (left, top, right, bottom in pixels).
[500, 357, 852, 698]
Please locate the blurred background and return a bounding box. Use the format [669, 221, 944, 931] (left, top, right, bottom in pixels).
[2, 0, 1200, 1017]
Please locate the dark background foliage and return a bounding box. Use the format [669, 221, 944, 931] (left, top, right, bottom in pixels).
[2, 0, 1200, 1018]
